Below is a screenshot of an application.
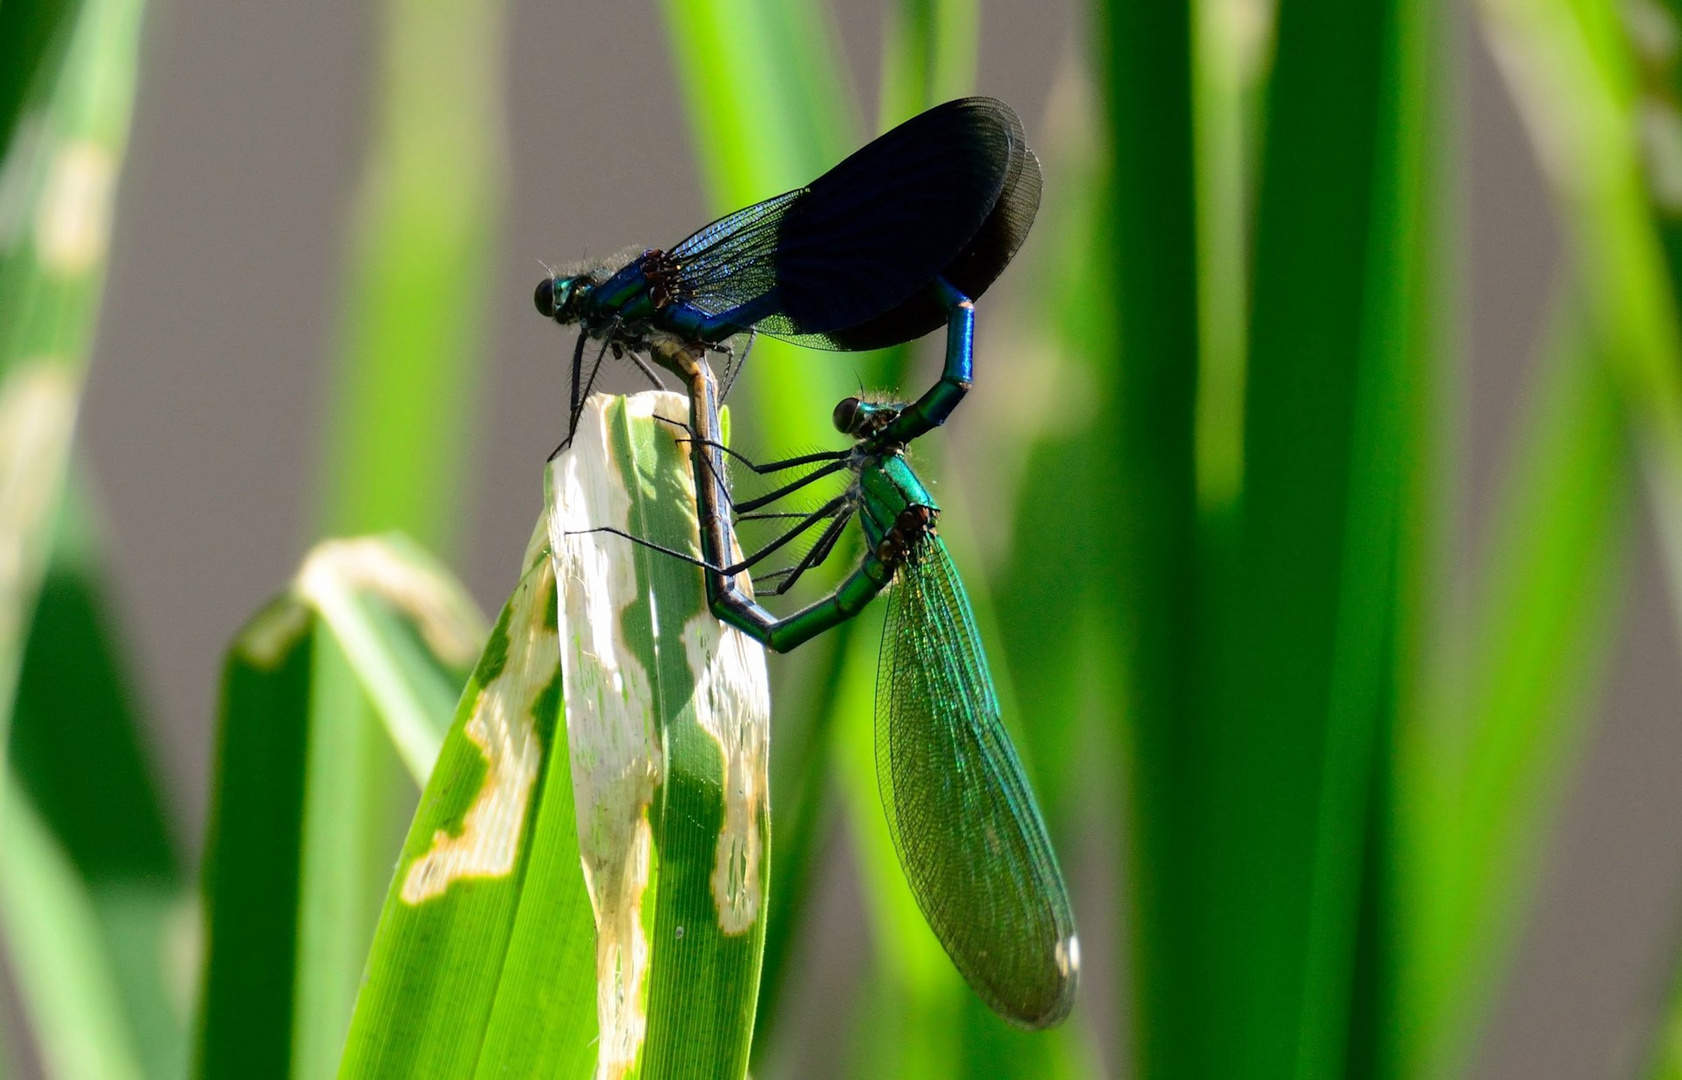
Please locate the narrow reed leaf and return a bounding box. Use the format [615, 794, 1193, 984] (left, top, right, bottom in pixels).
[1397, 316, 1631, 1078]
[0, 0, 74, 158]
[295, 536, 488, 780]
[11, 480, 187, 1079]
[1653, 950, 1682, 1080]
[1190, 0, 1269, 514]
[0, 779, 147, 1080]
[0, 0, 143, 768]
[1475, 3, 1682, 1074]
[345, 392, 772, 1079]
[1476, 0, 1682, 644]
[547, 392, 772, 1079]
[993, 75, 1112, 840]
[1138, 0, 1437, 1073]
[197, 536, 486, 1080]
[1093, 0, 1203, 1072]
[320, 0, 505, 551]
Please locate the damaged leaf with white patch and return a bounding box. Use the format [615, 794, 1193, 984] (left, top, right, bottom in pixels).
[548, 391, 772, 1080]
[339, 524, 595, 1078]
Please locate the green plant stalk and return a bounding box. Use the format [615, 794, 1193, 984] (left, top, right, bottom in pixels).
[1393, 312, 1630, 1080]
[1295, 0, 1437, 1062]
[657, 0, 859, 449]
[1652, 940, 1682, 1080]
[992, 81, 1114, 838]
[0, 0, 76, 156]
[321, 0, 505, 551]
[0, 0, 143, 774]
[1475, 3, 1682, 1073]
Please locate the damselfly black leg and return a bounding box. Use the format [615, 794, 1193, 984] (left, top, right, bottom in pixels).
[566, 527, 729, 574]
[551, 331, 592, 459]
[734, 460, 850, 514]
[725, 492, 851, 572]
[737, 510, 822, 522]
[758, 507, 854, 596]
[628, 349, 668, 391]
[719, 329, 755, 402]
[651, 414, 849, 475]
[652, 408, 851, 513]
[571, 490, 850, 578]
[578, 329, 614, 413]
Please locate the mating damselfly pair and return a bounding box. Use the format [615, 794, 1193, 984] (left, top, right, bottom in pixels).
[536, 97, 1077, 1030]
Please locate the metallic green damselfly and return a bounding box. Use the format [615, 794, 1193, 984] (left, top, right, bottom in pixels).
[587, 340, 1078, 1029]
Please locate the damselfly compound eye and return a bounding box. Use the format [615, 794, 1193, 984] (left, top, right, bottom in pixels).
[534, 277, 557, 319]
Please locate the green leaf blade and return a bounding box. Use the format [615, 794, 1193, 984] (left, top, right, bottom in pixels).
[339, 525, 585, 1077]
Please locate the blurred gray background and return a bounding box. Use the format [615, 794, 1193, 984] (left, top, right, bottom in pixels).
[76, 0, 1682, 1074]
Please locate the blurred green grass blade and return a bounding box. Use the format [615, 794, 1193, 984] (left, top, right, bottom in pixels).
[0, 0, 143, 768]
[296, 536, 488, 779]
[197, 536, 486, 1080]
[879, 0, 977, 126]
[321, 0, 505, 550]
[546, 393, 772, 1079]
[339, 525, 592, 1077]
[0, 0, 75, 157]
[1190, 0, 1269, 514]
[1477, 0, 1682, 646]
[658, 0, 852, 206]
[0, 778, 147, 1080]
[1493, 5, 1682, 1072]
[1093, 0, 1202, 1073]
[1298, 0, 1437, 1065]
[10, 475, 188, 1079]
[994, 78, 1113, 838]
[1653, 950, 1682, 1079]
[1396, 314, 1630, 1079]
[1165, 0, 1434, 1072]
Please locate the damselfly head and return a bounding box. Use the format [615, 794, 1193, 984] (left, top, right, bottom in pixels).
[534, 274, 590, 324]
[832, 396, 900, 438]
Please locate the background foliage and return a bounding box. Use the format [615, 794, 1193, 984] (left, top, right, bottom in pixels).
[3, 0, 1682, 1075]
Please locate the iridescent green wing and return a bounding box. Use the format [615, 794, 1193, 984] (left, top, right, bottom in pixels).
[876, 541, 1078, 1028]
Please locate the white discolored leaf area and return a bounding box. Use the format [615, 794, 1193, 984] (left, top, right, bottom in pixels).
[549, 392, 773, 1080]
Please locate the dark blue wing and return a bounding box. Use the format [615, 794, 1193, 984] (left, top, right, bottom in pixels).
[668, 98, 1031, 348]
[876, 541, 1078, 1028]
